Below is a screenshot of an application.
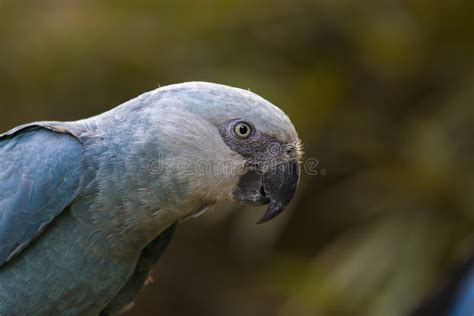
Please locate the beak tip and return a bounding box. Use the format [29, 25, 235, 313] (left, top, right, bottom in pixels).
[256, 216, 270, 225]
[256, 216, 273, 225]
[256, 201, 285, 224]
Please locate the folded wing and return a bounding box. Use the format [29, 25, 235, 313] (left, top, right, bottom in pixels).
[0, 124, 83, 267]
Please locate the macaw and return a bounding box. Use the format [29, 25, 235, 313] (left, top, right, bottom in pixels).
[0, 82, 302, 315]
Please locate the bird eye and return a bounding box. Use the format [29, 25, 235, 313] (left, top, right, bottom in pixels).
[233, 122, 252, 139]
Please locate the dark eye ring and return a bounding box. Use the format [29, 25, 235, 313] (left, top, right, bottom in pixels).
[233, 121, 253, 139]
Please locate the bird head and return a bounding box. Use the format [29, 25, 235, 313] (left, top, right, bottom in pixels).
[139, 82, 302, 223]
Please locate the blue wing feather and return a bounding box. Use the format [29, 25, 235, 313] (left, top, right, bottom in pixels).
[0, 125, 83, 267]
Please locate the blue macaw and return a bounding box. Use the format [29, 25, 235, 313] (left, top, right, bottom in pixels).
[0, 82, 301, 315]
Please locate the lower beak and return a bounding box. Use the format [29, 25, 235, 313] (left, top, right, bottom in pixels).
[258, 160, 300, 224]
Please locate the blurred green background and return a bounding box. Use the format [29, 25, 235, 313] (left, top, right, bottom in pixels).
[0, 1, 473, 316]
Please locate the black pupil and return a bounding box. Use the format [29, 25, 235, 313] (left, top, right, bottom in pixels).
[239, 125, 248, 135]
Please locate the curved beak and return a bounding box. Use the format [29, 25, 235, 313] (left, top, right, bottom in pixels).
[233, 160, 300, 224]
[258, 160, 300, 224]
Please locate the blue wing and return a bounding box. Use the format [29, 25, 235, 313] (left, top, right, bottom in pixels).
[101, 223, 178, 315]
[0, 124, 83, 267]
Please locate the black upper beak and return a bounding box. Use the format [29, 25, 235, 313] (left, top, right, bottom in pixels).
[233, 159, 300, 224]
[258, 160, 300, 224]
